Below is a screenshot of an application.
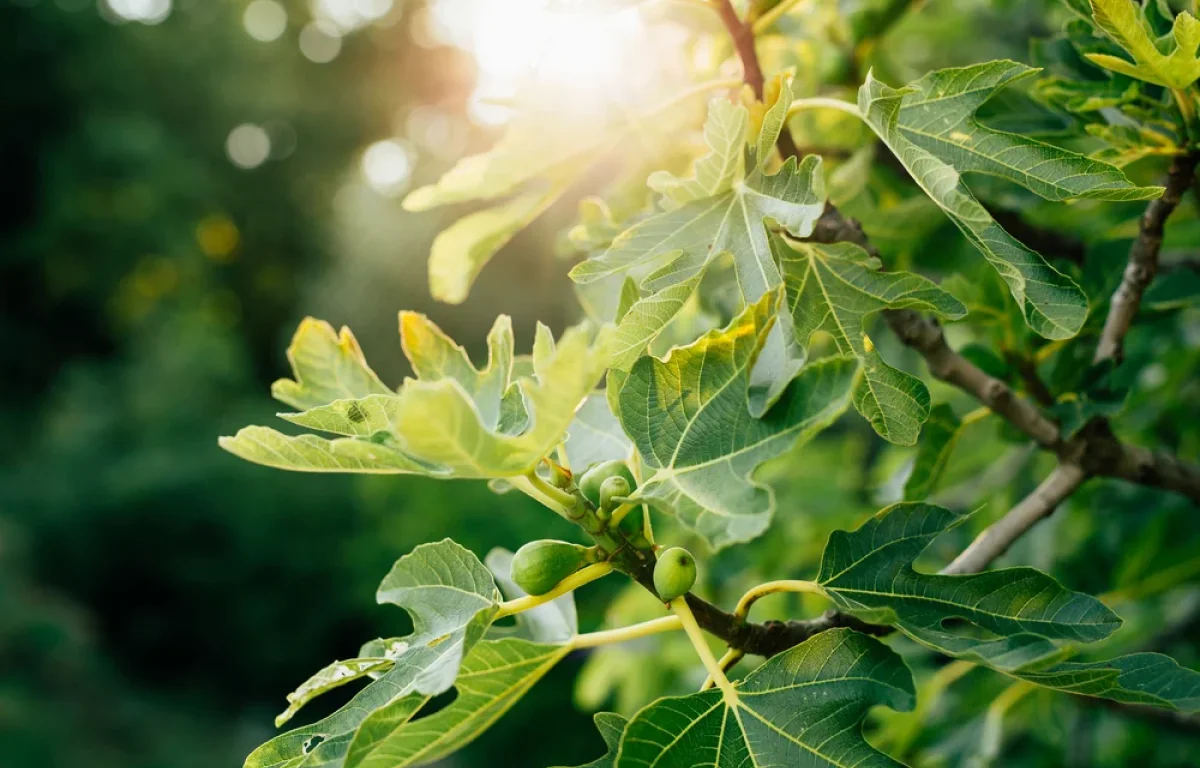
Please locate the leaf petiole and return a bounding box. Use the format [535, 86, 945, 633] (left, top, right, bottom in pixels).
[787, 96, 863, 120]
[701, 647, 745, 691]
[734, 579, 826, 621]
[671, 597, 739, 705]
[571, 615, 684, 649]
[607, 501, 638, 528]
[495, 561, 614, 619]
[520, 468, 578, 514]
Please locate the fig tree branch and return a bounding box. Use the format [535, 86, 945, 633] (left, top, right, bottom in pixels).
[1095, 151, 1199, 364]
[713, 0, 763, 97]
[941, 464, 1087, 575]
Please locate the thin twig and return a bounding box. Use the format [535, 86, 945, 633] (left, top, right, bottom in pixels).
[1095, 152, 1199, 364]
[941, 464, 1087, 576]
[883, 309, 1063, 449]
[714, 0, 763, 97]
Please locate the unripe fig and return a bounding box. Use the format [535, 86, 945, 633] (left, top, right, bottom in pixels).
[653, 547, 697, 601]
[510, 540, 596, 596]
[578, 460, 636, 506]
[599, 475, 631, 511]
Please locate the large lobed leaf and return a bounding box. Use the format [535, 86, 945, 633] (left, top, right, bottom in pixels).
[815, 504, 1200, 711]
[818, 502, 1122, 643]
[777, 237, 967, 445]
[615, 628, 915, 767]
[221, 313, 612, 479]
[617, 291, 859, 550]
[859, 63, 1135, 340]
[913, 630, 1200, 713]
[895, 60, 1163, 202]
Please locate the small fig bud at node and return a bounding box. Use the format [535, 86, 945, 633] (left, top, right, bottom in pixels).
[599, 475, 631, 511]
[578, 460, 636, 506]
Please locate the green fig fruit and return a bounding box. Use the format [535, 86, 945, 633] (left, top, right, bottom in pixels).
[510, 539, 596, 596]
[653, 546, 697, 602]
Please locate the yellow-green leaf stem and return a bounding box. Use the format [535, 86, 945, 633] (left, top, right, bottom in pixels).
[523, 468, 578, 511]
[670, 597, 739, 705]
[606, 501, 638, 529]
[701, 648, 746, 691]
[733, 579, 827, 621]
[570, 615, 684, 649]
[495, 562, 614, 619]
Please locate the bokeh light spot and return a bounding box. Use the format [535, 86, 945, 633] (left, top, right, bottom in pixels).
[226, 124, 271, 170]
[105, 0, 172, 24]
[299, 21, 343, 63]
[361, 140, 413, 196]
[244, 0, 288, 43]
[196, 215, 241, 262]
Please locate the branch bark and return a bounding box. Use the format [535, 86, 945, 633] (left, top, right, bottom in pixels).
[941, 464, 1087, 576]
[882, 309, 1064, 449]
[1094, 152, 1199, 364]
[714, 0, 763, 98]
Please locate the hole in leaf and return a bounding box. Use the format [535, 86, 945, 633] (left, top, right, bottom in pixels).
[303, 735, 325, 754]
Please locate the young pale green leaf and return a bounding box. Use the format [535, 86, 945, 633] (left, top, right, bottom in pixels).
[390, 321, 612, 477]
[562, 393, 633, 474]
[753, 72, 796, 166]
[617, 292, 859, 549]
[896, 61, 1162, 202]
[1086, 0, 1200, 88]
[907, 627, 1200, 712]
[276, 658, 396, 728]
[344, 638, 571, 768]
[571, 97, 826, 310]
[817, 503, 1122, 643]
[427, 187, 562, 304]
[903, 403, 963, 500]
[402, 116, 610, 212]
[245, 540, 502, 768]
[615, 628, 915, 767]
[223, 314, 609, 479]
[270, 318, 392, 411]
[399, 312, 517, 430]
[777, 237, 967, 445]
[218, 426, 434, 474]
[859, 72, 1089, 340]
[648, 98, 747, 206]
[556, 713, 626, 768]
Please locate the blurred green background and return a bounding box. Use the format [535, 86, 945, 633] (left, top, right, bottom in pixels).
[2, 1, 1198, 767]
